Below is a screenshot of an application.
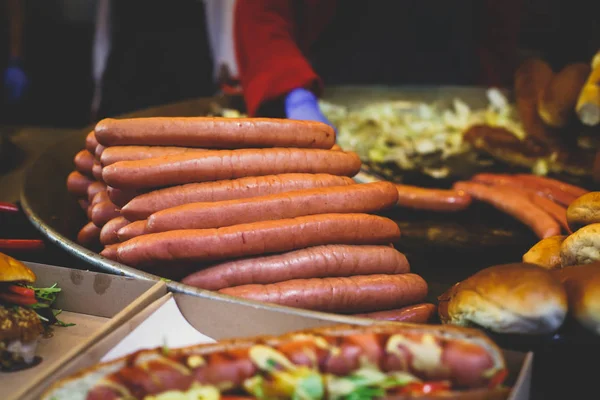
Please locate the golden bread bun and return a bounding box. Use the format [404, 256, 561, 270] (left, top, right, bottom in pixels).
[0, 252, 36, 283]
[439, 263, 567, 334]
[553, 263, 600, 334]
[576, 51, 600, 126]
[522, 235, 566, 269]
[561, 223, 600, 266]
[538, 63, 590, 128]
[566, 192, 600, 232]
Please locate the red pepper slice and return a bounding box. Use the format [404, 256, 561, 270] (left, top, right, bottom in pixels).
[400, 381, 451, 395]
[489, 369, 508, 388]
[0, 292, 38, 306]
[7, 285, 35, 298]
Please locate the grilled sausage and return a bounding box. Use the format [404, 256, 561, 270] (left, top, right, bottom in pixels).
[102, 149, 362, 190]
[354, 303, 437, 323]
[100, 145, 207, 166]
[181, 245, 409, 290]
[67, 171, 94, 197]
[218, 274, 428, 314]
[110, 213, 401, 266]
[95, 117, 336, 149]
[395, 184, 472, 212]
[100, 216, 130, 245]
[74, 150, 95, 177]
[121, 173, 355, 221]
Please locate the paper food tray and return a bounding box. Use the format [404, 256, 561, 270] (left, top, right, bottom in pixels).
[42, 290, 534, 400]
[2, 262, 167, 400]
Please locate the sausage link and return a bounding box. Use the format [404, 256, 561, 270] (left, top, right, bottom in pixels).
[66, 171, 94, 197]
[102, 149, 362, 190]
[181, 245, 409, 290]
[514, 174, 588, 199]
[77, 221, 101, 246]
[107, 186, 143, 208]
[100, 216, 130, 245]
[95, 117, 335, 149]
[85, 131, 98, 153]
[110, 213, 401, 266]
[122, 173, 355, 221]
[146, 182, 398, 232]
[117, 220, 147, 242]
[218, 274, 428, 314]
[74, 150, 95, 177]
[87, 181, 107, 203]
[395, 184, 472, 211]
[454, 181, 561, 239]
[95, 144, 107, 160]
[91, 200, 121, 228]
[92, 161, 104, 182]
[354, 303, 436, 323]
[100, 145, 207, 166]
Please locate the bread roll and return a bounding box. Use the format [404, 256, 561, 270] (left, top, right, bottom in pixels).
[553, 263, 600, 334]
[567, 192, 600, 232]
[538, 63, 591, 128]
[561, 223, 600, 266]
[438, 263, 567, 334]
[522, 235, 567, 269]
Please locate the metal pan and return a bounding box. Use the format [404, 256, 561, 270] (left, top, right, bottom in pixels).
[19, 96, 398, 326]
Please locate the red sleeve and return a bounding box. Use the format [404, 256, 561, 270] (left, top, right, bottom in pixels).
[477, 0, 524, 88]
[234, 0, 336, 116]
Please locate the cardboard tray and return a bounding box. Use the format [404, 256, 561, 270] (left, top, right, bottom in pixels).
[35, 289, 533, 400]
[2, 262, 167, 400]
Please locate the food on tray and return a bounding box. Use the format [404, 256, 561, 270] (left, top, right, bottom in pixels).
[522, 235, 566, 269]
[42, 323, 511, 400]
[553, 263, 600, 334]
[0, 253, 70, 371]
[566, 192, 600, 231]
[320, 88, 523, 178]
[66, 118, 438, 319]
[576, 50, 600, 126]
[560, 223, 600, 266]
[438, 263, 568, 334]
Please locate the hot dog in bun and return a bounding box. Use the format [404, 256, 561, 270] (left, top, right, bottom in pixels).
[42, 323, 510, 400]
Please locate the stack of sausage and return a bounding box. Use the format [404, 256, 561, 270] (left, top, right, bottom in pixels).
[452, 172, 588, 239]
[66, 117, 435, 323]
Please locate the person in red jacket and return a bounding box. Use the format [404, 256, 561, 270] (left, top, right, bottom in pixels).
[235, 0, 523, 126]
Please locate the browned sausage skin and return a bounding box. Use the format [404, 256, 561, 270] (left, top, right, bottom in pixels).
[121, 173, 355, 221]
[102, 149, 362, 190]
[146, 182, 398, 233]
[181, 244, 408, 290]
[95, 117, 336, 149]
[112, 213, 401, 267]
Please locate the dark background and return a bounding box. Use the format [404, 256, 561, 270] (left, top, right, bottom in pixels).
[0, 0, 599, 129]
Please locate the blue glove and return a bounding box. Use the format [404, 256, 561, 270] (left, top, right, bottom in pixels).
[285, 88, 335, 130]
[3, 59, 29, 104]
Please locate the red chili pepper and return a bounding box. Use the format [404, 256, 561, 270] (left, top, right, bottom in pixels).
[400, 381, 451, 395]
[7, 285, 35, 298]
[0, 292, 38, 306]
[489, 369, 508, 388]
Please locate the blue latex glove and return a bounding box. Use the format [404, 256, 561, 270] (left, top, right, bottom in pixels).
[3, 59, 29, 104]
[285, 88, 335, 130]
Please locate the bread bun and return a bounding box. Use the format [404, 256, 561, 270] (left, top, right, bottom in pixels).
[560, 223, 600, 266]
[566, 192, 600, 231]
[438, 263, 567, 334]
[0, 252, 36, 283]
[553, 263, 600, 334]
[522, 235, 566, 269]
[538, 63, 591, 128]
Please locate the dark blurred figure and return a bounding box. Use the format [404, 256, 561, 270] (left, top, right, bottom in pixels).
[93, 0, 215, 120]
